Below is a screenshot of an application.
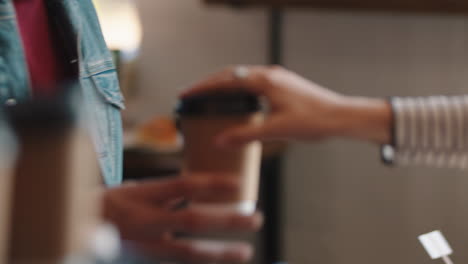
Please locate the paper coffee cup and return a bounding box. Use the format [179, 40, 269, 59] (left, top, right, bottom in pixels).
[177, 91, 263, 215]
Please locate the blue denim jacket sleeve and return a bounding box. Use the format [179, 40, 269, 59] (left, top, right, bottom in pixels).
[62, 0, 125, 186]
[0, 1, 30, 100]
[0, 0, 125, 186]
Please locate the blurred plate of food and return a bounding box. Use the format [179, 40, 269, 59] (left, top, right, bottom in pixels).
[124, 116, 183, 153]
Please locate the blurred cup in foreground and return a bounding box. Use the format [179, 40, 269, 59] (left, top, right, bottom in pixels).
[7, 100, 101, 264]
[0, 121, 17, 263]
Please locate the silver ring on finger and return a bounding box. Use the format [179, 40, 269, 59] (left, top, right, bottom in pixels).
[233, 66, 250, 80]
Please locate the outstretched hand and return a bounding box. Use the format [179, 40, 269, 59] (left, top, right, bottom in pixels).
[181, 65, 391, 145]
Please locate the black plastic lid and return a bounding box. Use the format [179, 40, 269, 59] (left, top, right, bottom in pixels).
[176, 91, 261, 116]
[4, 81, 79, 134]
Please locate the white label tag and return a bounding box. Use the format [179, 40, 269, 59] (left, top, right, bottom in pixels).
[418, 230, 453, 259]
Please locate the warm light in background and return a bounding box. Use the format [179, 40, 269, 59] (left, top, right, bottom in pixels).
[93, 0, 143, 100]
[93, 0, 143, 52]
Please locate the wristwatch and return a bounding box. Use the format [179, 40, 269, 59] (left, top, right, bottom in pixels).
[381, 144, 395, 165]
[381, 97, 396, 165]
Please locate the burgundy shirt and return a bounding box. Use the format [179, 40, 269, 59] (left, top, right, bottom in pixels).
[14, 0, 66, 97]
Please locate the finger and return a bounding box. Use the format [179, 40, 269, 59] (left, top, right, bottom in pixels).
[135, 238, 254, 264]
[128, 207, 263, 239]
[128, 177, 240, 203]
[216, 118, 286, 147]
[180, 66, 268, 98]
[216, 124, 268, 147]
[170, 208, 264, 234]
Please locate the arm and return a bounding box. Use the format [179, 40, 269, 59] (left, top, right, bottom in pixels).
[182, 66, 467, 169]
[181, 65, 393, 146]
[334, 96, 392, 145]
[388, 96, 468, 168]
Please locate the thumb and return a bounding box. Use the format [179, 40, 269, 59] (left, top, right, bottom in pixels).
[216, 124, 271, 147]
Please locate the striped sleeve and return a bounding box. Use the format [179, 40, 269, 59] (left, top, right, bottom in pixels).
[389, 96, 468, 169]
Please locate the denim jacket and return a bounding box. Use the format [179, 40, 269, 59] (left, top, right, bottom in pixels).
[0, 0, 124, 186]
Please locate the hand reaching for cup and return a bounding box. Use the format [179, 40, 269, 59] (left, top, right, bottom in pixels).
[181, 65, 392, 145]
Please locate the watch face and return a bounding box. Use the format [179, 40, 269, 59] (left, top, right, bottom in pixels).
[381, 144, 395, 165]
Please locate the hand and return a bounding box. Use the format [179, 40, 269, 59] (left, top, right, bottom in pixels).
[181, 65, 392, 145]
[102, 177, 263, 263]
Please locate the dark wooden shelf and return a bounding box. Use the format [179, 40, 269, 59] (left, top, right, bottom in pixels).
[204, 0, 468, 14]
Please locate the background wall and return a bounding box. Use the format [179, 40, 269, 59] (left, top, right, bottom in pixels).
[130, 1, 468, 263]
[126, 0, 268, 120]
[282, 11, 468, 264]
